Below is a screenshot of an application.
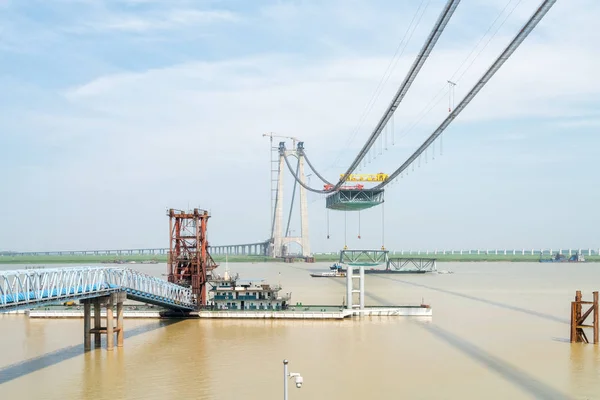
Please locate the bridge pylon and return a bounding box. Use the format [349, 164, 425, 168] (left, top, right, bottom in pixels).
[269, 141, 311, 258]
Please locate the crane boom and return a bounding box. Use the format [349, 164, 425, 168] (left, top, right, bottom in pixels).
[263, 132, 300, 148]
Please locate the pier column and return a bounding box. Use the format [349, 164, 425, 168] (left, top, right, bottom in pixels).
[94, 300, 101, 347]
[107, 297, 114, 351]
[359, 266, 365, 310]
[117, 301, 124, 347]
[84, 302, 91, 351]
[594, 291, 599, 344]
[346, 267, 353, 310]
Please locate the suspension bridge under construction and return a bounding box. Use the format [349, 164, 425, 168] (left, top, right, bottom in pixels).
[264, 0, 558, 259]
[3, 0, 558, 263]
[0, 0, 563, 351]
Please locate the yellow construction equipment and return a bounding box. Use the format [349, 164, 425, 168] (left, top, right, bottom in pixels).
[340, 173, 388, 182]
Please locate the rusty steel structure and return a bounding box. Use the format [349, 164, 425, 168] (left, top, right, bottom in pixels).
[570, 290, 599, 344]
[167, 208, 217, 306]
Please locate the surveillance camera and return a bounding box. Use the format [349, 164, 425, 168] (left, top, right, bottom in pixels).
[295, 376, 303, 388]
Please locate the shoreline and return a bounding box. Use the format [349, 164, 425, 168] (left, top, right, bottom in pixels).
[1, 254, 598, 264]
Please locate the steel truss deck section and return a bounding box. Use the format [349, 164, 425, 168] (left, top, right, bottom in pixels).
[0, 267, 194, 313]
[387, 258, 437, 272]
[326, 189, 384, 211]
[340, 249, 389, 266]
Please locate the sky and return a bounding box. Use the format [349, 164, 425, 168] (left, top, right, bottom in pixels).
[1, 0, 599, 253]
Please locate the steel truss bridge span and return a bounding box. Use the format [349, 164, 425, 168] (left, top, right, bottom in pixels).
[0, 267, 194, 313]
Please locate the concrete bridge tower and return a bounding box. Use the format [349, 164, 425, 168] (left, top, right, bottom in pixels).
[268, 139, 311, 258]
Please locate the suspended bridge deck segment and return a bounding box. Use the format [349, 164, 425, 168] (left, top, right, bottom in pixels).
[339, 249, 389, 266]
[326, 189, 384, 211]
[0, 267, 195, 313]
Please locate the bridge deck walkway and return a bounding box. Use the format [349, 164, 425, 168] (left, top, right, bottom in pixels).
[0, 267, 194, 313]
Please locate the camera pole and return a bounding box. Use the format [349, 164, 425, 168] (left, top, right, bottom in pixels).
[283, 359, 289, 400]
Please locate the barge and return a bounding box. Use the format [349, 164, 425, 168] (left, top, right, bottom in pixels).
[539, 252, 586, 263]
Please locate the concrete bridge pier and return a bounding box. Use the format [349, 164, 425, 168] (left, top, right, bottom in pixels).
[82, 291, 126, 351]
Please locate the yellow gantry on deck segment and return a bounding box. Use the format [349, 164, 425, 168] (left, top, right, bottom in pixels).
[340, 173, 388, 182]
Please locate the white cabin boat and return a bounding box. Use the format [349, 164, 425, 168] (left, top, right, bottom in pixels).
[208, 265, 291, 310]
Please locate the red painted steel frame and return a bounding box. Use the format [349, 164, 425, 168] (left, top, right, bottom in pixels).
[167, 208, 217, 305]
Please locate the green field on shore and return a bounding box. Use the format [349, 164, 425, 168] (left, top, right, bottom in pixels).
[1, 253, 598, 264]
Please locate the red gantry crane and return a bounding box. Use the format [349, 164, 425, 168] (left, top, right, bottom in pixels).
[167, 208, 218, 306]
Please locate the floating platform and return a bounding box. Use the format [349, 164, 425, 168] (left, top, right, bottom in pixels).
[25, 305, 181, 319]
[326, 189, 384, 211]
[28, 309, 168, 318]
[23, 304, 432, 319]
[194, 306, 431, 319]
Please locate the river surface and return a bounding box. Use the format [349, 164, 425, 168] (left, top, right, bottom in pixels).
[1, 262, 599, 399]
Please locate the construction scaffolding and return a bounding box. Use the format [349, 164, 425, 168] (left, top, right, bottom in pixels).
[167, 208, 218, 305]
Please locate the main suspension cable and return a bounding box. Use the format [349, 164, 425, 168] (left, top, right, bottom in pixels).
[373, 0, 557, 190]
[303, 151, 333, 185]
[336, 0, 462, 187]
[325, 0, 430, 172]
[282, 149, 331, 194]
[392, 0, 524, 148]
[278, 0, 462, 193]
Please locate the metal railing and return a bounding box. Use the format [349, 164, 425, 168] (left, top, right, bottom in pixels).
[0, 267, 194, 312]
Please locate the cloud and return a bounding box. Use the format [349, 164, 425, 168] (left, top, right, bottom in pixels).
[75, 9, 239, 33]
